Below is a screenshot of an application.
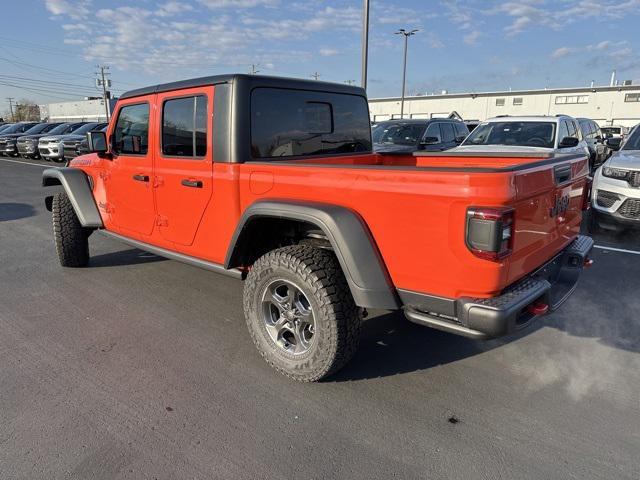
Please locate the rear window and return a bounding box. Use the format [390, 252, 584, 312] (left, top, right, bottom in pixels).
[463, 121, 556, 148]
[372, 123, 425, 146]
[250, 88, 371, 159]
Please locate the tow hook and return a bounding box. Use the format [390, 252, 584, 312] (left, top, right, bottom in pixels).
[527, 302, 549, 316]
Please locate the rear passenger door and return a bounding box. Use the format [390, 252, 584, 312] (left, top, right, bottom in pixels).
[154, 87, 213, 246]
[439, 123, 457, 150]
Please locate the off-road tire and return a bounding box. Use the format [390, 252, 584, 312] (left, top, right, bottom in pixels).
[243, 245, 362, 382]
[52, 192, 89, 267]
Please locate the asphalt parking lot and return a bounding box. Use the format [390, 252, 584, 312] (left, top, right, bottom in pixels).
[1, 157, 639, 480]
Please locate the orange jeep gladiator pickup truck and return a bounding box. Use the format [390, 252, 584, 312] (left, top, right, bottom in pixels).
[43, 74, 593, 381]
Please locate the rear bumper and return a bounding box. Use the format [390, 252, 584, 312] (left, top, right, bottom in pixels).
[402, 235, 594, 339]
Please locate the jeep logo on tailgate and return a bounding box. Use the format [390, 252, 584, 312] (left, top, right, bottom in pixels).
[550, 194, 570, 217]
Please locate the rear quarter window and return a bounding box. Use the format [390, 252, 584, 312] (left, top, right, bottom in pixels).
[250, 88, 372, 159]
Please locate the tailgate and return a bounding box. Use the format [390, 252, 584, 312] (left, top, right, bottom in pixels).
[506, 155, 590, 285]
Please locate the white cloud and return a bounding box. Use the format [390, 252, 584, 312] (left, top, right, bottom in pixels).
[198, 0, 278, 8]
[463, 30, 481, 45]
[319, 48, 339, 57]
[551, 46, 573, 59]
[156, 1, 194, 17]
[45, 0, 90, 19]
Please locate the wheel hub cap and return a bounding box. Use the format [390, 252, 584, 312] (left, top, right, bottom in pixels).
[261, 279, 315, 355]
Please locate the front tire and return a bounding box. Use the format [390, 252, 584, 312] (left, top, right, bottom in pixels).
[243, 245, 361, 382]
[52, 192, 90, 267]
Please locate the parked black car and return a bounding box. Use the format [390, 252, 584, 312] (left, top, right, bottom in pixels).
[0, 122, 40, 156]
[577, 118, 609, 171]
[62, 123, 109, 160]
[372, 118, 468, 153]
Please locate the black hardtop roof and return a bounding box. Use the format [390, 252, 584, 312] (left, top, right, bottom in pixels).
[120, 73, 367, 100]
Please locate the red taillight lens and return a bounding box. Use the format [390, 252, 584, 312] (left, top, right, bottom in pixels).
[466, 207, 515, 261]
[582, 177, 592, 211]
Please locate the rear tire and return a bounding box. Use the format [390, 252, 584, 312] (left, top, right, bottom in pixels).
[52, 192, 90, 267]
[243, 245, 361, 382]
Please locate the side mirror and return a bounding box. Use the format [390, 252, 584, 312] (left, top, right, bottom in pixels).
[421, 136, 440, 145]
[605, 137, 622, 151]
[559, 136, 579, 148]
[595, 135, 602, 143]
[87, 131, 108, 155]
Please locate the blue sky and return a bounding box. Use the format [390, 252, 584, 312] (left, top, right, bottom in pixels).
[1, 0, 640, 114]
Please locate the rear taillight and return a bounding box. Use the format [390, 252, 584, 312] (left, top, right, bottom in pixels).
[465, 207, 515, 261]
[582, 177, 592, 211]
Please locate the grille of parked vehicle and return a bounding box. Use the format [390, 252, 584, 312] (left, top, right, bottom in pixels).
[618, 199, 640, 219]
[62, 139, 82, 159]
[596, 190, 620, 208]
[628, 171, 640, 188]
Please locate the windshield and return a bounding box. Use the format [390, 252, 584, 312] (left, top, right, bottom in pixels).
[23, 123, 52, 135]
[0, 124, 12, 133]
[46, 123, 73, 135]
[372, 123, 426, 146]
[70, 123, 101, 135]
[622, 128, 640, 150]
[463, 121, 556, 148]
[602, 127, 621, 136]
[1, 123, 36, 134]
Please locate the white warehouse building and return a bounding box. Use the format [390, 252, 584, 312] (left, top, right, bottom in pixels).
[369, 84, 640, 128]
[39, 98, 118, 123]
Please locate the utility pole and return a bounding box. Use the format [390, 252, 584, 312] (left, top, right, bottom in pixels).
[249, 64, 260, 75]
[96, 65, 111, 121]
[361, 0, 370, 91]
[344, 80, 356, 85]
[6, 97, 14, 122]
[395, 29, 418, 119]
[311, 72, 321, 81]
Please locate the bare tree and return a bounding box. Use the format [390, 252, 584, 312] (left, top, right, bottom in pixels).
[14, 99, 41, 121]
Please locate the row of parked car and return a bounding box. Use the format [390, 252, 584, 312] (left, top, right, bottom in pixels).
[371, 114, 625, 172]
[0, 121, 107, 162]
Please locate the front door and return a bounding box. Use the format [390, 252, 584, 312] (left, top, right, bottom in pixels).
[154, 87, 213, 246]
[106, 99, 156, 237]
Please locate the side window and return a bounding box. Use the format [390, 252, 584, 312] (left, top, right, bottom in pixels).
[162, 95, 207, 158]
[113, 103, 149, 155]
[423, 122, 441, 142]
[558, 121, 570, 144]
[566, 120, 577, 138]
[454, 122, 468, 139]
[440, 123, 456, 143]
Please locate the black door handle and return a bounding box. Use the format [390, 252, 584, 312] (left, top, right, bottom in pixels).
[181, 179, 203, 188]
[132, 174, 149, 182]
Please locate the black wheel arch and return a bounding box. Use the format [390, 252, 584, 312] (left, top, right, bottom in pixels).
[42, 167, 103, 228]
[225, 200, 399, 310]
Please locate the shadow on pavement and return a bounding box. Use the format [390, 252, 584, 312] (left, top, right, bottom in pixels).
[90, 249, 166, 268]
[330, 311, 491, 382]
[0, 202, 36, 221]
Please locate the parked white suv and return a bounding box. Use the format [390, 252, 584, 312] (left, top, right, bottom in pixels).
[591, 126, 640, 231]
[453, 115, 590, 159]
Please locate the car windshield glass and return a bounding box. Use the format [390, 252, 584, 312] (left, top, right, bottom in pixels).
[622, 128, 640, 150]
[70, 123, 100, 135]
[1, 123, 32, 134]
[372, 123, 426, 145]
[46, 123, 72, 135]
[463, 121, 556, 148]
[23, 123, 54, 135]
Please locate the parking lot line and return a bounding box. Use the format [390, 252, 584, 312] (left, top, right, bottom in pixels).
[594, 245, 640, 255]
[0, 158, 51, 168]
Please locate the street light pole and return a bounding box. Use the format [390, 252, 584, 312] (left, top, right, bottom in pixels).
[395, 28, 418, 119]
[361, 0, 370, 91]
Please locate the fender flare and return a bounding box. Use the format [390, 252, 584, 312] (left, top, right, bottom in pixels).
[42, 167, 103, 228]
[225, 200, 399, 310]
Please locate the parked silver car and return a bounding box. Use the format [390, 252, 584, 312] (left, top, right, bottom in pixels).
[38, 122, 88, 162]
